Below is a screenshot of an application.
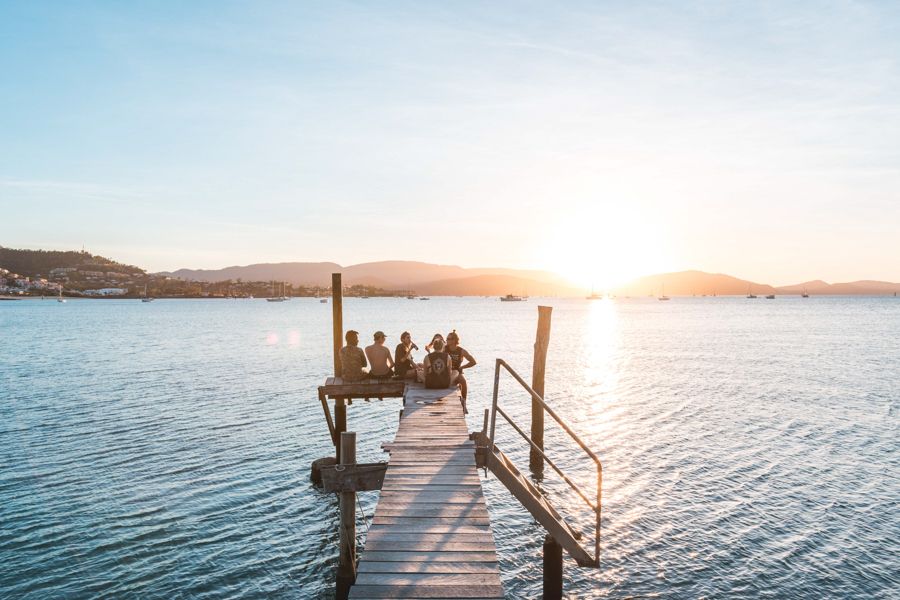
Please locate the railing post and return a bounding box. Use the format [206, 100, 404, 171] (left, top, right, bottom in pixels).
[335, 432, 357, 599]
[543, 533, 563, 599]
[489, 359, 501, 458]
[332, 273, 343, 377]
[530, 306, 552, 473]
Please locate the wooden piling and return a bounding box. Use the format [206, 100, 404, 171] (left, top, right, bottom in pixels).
[332, 273, 343, 378]
[542, 533, 563, 600]
[530, 305, 552, 471]
[334, 399, 348, 463]
[336, 431, 357, 599]
[332, 273, 347, 462]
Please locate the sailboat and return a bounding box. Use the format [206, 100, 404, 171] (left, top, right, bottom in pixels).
[746, 284, 757, 299]
[657, 283, 670, 301]
[801, 287, 809, 298]
[141, 284, 154, 302]
[586, 284, 603, 300]
[267, 281, 286, 302]
[57, 286, 66, 303]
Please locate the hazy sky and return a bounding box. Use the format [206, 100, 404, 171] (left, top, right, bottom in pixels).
[2, 1, 898, 286]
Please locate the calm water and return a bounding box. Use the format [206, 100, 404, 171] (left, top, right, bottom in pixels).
[1, 296, 898, 599]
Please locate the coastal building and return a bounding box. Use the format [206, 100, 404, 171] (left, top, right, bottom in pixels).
[83, 288, 128, 296]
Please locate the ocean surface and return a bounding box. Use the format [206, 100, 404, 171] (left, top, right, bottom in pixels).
[1, 296, 897, 599]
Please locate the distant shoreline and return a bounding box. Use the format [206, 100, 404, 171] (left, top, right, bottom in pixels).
[3, 294, 898, 301]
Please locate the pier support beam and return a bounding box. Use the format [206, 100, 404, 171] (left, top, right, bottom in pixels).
[530, 306, 552, 474]
[542, 533, 563, 600]
[334, 398, 347, 463]
[335, 431, 357, 599]
[332, 272, 343, 377]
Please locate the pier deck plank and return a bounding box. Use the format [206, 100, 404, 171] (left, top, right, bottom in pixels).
[349, 384, 504, 599]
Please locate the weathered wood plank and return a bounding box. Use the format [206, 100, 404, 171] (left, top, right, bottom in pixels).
[354, 573, 501, 586]
[358, 551, 499, 563]
[368, 523, 492, 533]
[363, 541, 496, 552]
[348, 585, 504, 598]
[364, 532, 495, 543]
[358, 561, 500, 574]
[372, 515, 491, 527]
[373, 506, 489, 518]
[376, 492, 485, 504]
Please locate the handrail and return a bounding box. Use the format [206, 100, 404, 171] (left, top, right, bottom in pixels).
[489, 358, 602, 566]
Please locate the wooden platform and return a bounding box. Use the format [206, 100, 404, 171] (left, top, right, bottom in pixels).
[321, 376, 406, 400]
[349, 384, 504, 599]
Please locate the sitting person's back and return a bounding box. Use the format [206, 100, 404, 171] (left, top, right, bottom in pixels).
[340, 330, 367, 382]
[365, 331, 394, 379]
[424, 338, 452, 389]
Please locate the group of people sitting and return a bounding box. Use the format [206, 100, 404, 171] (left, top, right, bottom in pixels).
[339, 329, 476, 413]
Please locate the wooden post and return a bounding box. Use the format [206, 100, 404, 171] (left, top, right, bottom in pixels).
[335, 431, 357, 599]
[332, 273, 343, 378]
[332, 273, 346, 463]
[334, 398, 347, 463]
[530, 306, 552, 472]
[543, 533, 563, 600]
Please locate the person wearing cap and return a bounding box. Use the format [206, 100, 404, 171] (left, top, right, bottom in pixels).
[339, 330, 368, 382]
[446, 330, 476, 414]
[394, 331, 419, 379]
[365, 331, 395, 379]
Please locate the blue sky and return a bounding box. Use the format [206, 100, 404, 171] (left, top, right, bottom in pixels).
[1, 1, 898, 285]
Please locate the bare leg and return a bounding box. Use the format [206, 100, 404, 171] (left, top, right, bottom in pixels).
[455, 371, 468, 414]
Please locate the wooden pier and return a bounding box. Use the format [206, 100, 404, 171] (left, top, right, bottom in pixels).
[349, 384, 504, 599]
[317, 273, 601, 598]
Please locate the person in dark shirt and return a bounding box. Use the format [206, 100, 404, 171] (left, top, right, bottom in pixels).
[446, 330, 476, 414]
[423, 337, 456, 390]
[394, 331, 419, 379]
[339, 330, 367, 382]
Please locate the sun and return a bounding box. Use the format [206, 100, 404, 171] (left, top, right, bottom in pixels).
[538, 207, 671, 291]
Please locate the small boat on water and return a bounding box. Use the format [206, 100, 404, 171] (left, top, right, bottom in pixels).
[586, 285, 604, 300]
[141, 284, 154, 302]
[801, 287, 809, 298]
[267, 281, 287, 302]
[500, 294, 525, 302]
[320, 298, 328, 303]
[747, 284, 757, 299]
[765, 294, 775, 299]
[57, 287, 66, 303]
[657, 283, 670, 301]
[419, 297, 430, 301]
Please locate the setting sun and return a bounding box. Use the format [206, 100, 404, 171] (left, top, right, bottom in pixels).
[539, 206, 674, 291]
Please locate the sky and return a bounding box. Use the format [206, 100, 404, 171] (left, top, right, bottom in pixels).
[1, 1, 898, 287]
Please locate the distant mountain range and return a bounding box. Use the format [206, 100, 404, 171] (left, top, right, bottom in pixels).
[3, 246, 897, 296]
[613, 270, 900, 297]
[160, 261, 579, 295]
[160, 262, 900, 296]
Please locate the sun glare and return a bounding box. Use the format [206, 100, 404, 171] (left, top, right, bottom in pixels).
[540, 207, 671, 291]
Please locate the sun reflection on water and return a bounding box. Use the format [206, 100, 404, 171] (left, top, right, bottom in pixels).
[584, 298, 620, 397]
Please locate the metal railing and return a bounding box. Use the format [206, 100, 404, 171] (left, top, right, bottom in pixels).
[488, 358, 602, 566]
